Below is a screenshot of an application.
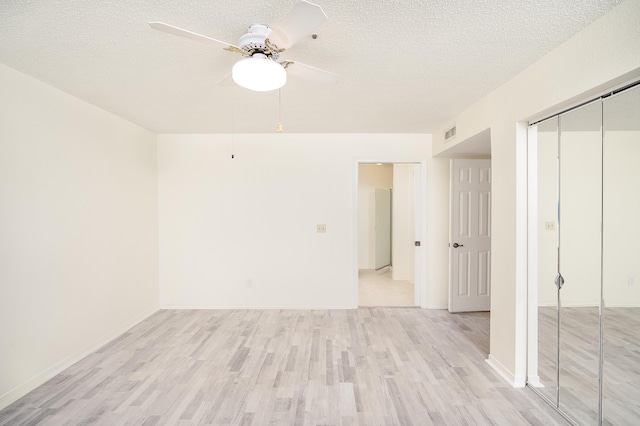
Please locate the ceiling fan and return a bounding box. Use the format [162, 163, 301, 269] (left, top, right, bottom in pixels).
[149, 0, 338, 92]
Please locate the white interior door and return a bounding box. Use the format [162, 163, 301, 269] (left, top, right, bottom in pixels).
[449, 159, 491, 312]
[374, 188, 391, 270]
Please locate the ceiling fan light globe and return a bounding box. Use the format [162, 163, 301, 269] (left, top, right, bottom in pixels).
[232, 55, 286, 92]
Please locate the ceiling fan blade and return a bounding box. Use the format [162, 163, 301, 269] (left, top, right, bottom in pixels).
[285, 61, 339, 84]
[269, 1, 328, 50]
[148, 22, 244, 54]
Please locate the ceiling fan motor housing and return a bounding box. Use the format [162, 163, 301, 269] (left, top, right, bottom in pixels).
[238, 24, 279, 58]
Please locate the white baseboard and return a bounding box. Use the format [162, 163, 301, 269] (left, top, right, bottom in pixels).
[486, 354, 526, 388]
[603, 303, 640, 308]
[538, 303, 598, 308]
[0, 306, 159, 411]
[426, 303, 448, 309]
[160, 304, 357, 310]
[527, 375, 545, 388]
[539, 303, 640, 308]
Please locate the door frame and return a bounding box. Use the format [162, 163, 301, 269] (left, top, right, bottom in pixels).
[526, 123, 543, 388]
[353, 157, 428, 308]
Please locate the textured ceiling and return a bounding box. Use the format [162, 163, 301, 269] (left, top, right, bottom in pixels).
[0, 0, 625, 134]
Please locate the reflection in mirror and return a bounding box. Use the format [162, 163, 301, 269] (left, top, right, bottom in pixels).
[603, 84, 640, 425]
[534, 116, 560, 406]
[557, 100, 602, 425]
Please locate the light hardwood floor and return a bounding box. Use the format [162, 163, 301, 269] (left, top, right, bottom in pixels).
[359, 268, 414, 307]
[0, 309, 568, 425]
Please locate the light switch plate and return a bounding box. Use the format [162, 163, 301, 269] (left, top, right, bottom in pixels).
[545, 221, 556, 231]
[316, 224, 326, 233]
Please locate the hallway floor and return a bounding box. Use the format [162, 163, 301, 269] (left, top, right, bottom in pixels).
[358, 267, 415, 307]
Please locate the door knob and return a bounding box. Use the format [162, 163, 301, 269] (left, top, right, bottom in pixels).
[555, 273, 564, 289]
[453, 243, 464, 248]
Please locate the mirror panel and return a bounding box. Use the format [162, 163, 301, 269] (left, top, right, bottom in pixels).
[602, 84, 640, 425]
[558, 100, 602, 424]
[529, 82, 640, 425]
[534, 116, 560, 405]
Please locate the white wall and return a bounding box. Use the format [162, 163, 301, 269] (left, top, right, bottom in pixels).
[432, 0, 640, 382]
[357, 164, 393, 269]
[157, 133, 435, 309]
[392, 164, 415, 282]
[0, 65, 159, 408]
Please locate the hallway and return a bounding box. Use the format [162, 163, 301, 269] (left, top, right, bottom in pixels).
[358, 267, 415, 307]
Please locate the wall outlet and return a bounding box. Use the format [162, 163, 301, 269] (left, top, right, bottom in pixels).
[317, 224, 326, 233]
[545, 221, 556, 231]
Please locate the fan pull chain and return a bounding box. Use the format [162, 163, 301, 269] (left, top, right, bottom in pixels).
[276, 88, 283, 132]
[231, 86, 235, 158]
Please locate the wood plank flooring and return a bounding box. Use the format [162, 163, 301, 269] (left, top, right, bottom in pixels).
[0, 309, 568, 425]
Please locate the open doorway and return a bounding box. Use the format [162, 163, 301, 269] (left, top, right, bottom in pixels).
[357, 163, 418, 307]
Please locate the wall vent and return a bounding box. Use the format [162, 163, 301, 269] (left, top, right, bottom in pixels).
[445, 125, 457, 141]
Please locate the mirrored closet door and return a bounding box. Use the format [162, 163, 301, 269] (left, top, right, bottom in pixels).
[601, 85, 640, 426]
[527, 82, 640, 426]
